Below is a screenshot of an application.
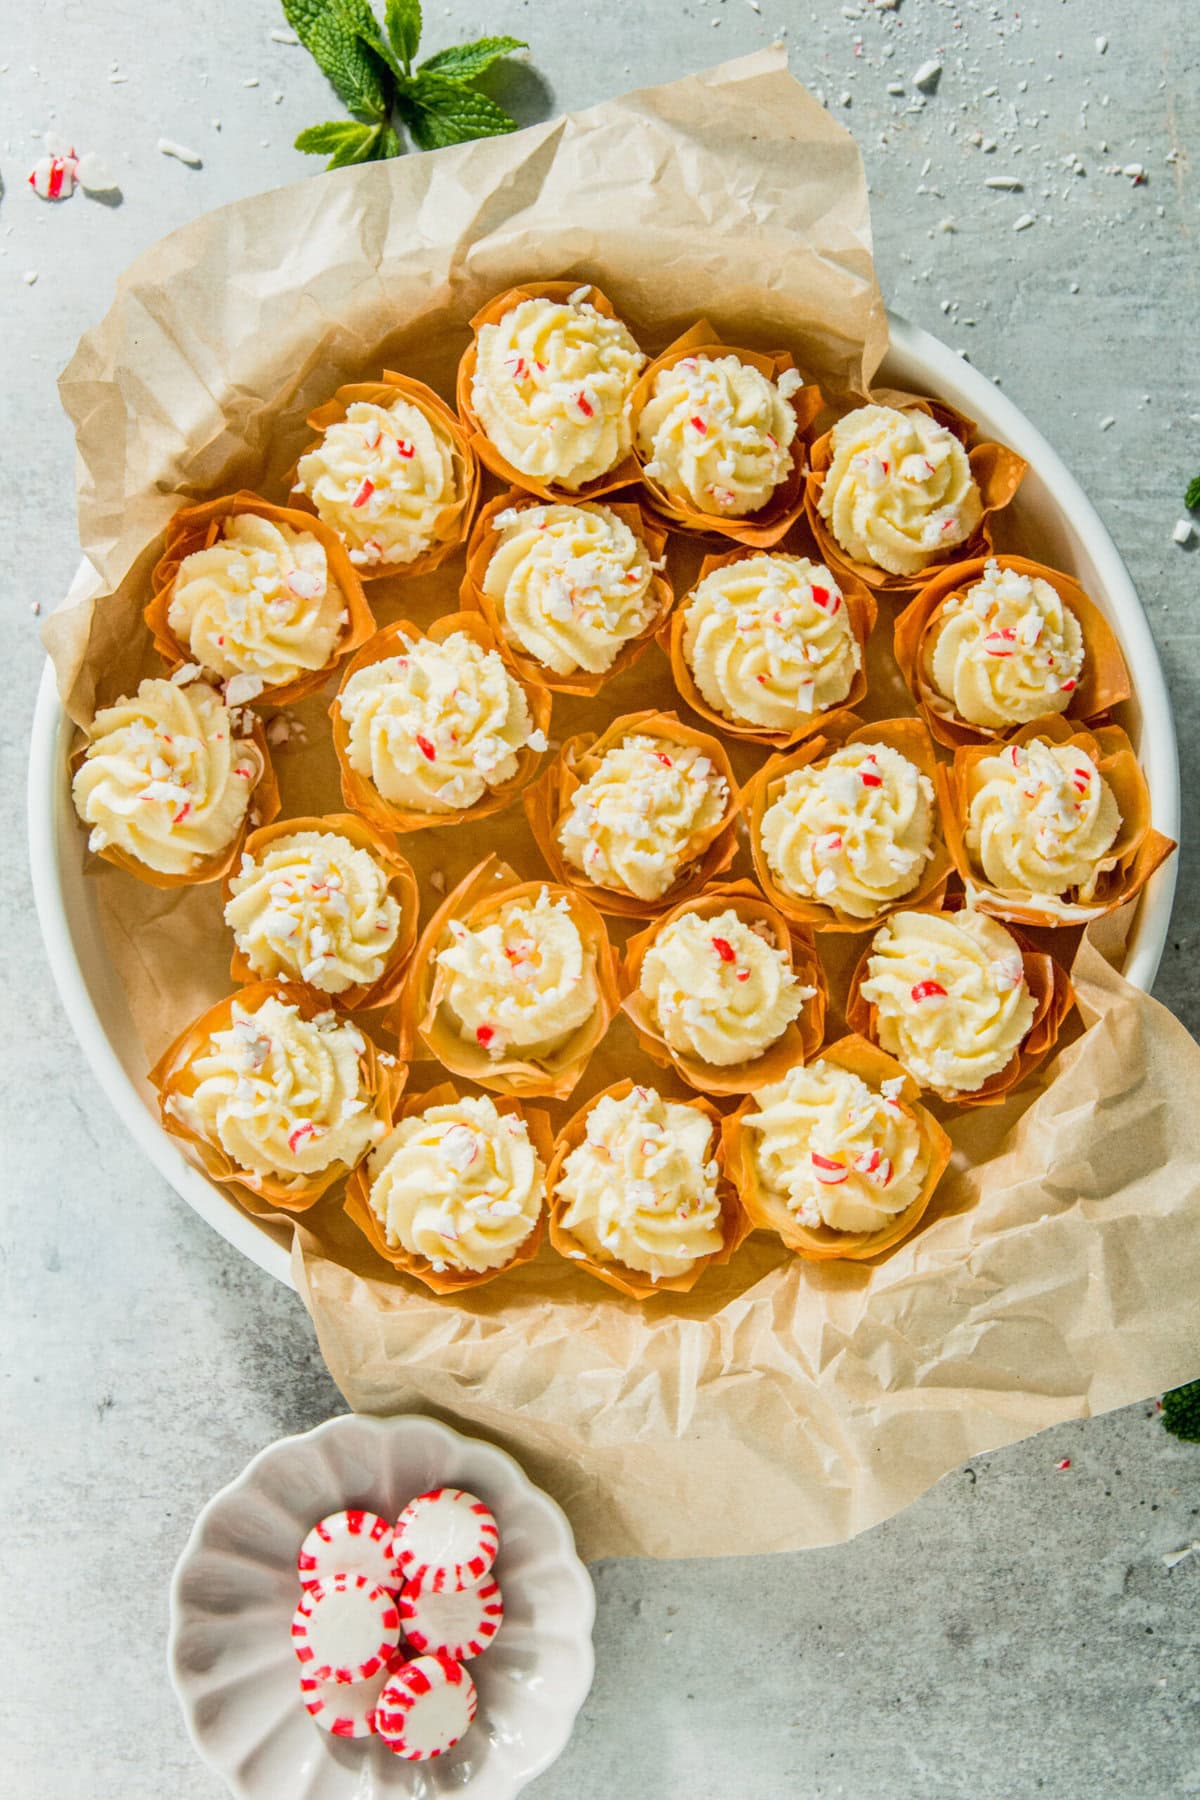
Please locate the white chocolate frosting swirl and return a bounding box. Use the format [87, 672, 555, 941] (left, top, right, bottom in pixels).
[72, 676, 264, 877]
[433, 887, 601, 1061]
[860, 909, 1036, 1094]
[819, 405, 983, 577]
[367, 1095, 544, 1273]
[637, 353, 799, 517]
[760, 742, 936, 919]
[170, 996, 382, 1184]
[484, 501, 657, 676]
[682, 554, 859, 730]
[558, 733, 730, 902]
[295, 397, 468, 570]
[639, 906, 814, 1068]
[924, 559, 1085, 729]
[225, 829, 401, 994]
[168, 513, 345, 688]
[336, 630, 537, 814]
[965, 737, 1121, 903]
[471, 292, 645, 489]
[744, 1058, 927, 1233]
[555, 1086, 723, 1280]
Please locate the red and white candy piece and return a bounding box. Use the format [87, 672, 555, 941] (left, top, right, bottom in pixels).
[291, 1573, 400, 1685]
[297, 1508, 402, 1593]
[375, 1653, 478, 1761]
[400, 1573, 504, 1661]
[299, 1646, 407, 1739]
[393, 1488, 499, 1593]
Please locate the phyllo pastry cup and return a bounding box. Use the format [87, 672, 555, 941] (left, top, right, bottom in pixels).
[455, 280, 645, 500]
[722, 1033, 952, 1263]
[150, 980, 405, 1218]
[147, 491, 376, 705]
[803, 393, 1027, 600]
[392, 854, 619, 1100]
[290, 371, 480, 580]
[630, 319, 823, 546]
[545, 1078, 750, 1300]
[620, 879, 827, 1096]
[344, 1081, 554, 1294]
[224, 813, 420, 1011]
[663, 544, 877, 747]
[330, 611, 551, 836]
[70, 674, 279, 890]
[894, 554, 1132, 750]
[459, 487, 675, 697]
[743, 713, 952, 932]
[524, 709, 740, 919]
[937, 714, 1175, 926]
[844, 903, 1074, 1107]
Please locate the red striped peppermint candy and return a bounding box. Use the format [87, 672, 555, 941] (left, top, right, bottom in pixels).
[299, 1645, 407, 1738]
[290, 1574, 400, 1684]
[297, 1508, 402, 1592]
[399, 1573, 504, 1661]
[375, 1653, 477, 1761]
[393, 1488, 499, 1593]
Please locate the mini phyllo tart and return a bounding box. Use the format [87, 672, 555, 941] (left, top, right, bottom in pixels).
[805, 396, 1026, 596]
[894, 554, 1131, 750]
[70, 673, 277, 888]
[621, 880, 826, 1096]
[456, 281, 646, 498]
[224, 814, 419, 1010]
[344, 1083, 554, 1293]
[723, 1035, 951, 1262]
[845, 906, 1074, 1106]
[546, 1079, 747, 1298]
[666, 547, 875, 746]
[147, 493, 374, 705]
[331, 613, 550, 834]
[461, 489, 673, 696]
[744, 715, 951, 931]
[292, 372, 479, 577]
[395, 855, 618, 1100]
[151, 981, 402, 1215]
[938, 715, 1175, 926]
[525, 711, 739, 918]
[631, 320, 822, 545]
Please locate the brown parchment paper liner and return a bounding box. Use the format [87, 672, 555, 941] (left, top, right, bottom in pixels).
[743, 712, 952, 932]
[938, 714, 1176, 927]
[893, 554, 1133, 750]
[150, 980, 406, 1218]
[630, 320, 824, 546]
[844, 903, 1075, 1108]
[330, 612, 552, 836]
[455, 281, 645, 501]
[662, 543, 877, 747]
[224, 813, 420, 1012]
[392, 854, 619, 1100]
[545, 1077, 750, 1299]
[803, 393, 1028, 601]
[289, 371, 481, 581]
[459, 488, 675, 697]
[524, 709, 741, 919]
[723, 1033, 953, 1262]
[620, 878, 827, 1096]
[146, 492, 377, 705]
[344, 1081, 555, 1293]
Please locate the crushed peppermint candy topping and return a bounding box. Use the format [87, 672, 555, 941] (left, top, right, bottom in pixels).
[910, 980, 948, 1003]
[711, 936, 736, 963]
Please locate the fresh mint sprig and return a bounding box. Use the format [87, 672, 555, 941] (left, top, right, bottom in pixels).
[1186, 474, 1200, 514]
[285, 0, 527, 168]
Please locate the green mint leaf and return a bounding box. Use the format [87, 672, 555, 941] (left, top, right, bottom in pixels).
[1186, 474, 1200, 513]
[327, 121, 383, 167]
[282, 0, 334, 48]
[386, 0, 422, 71]
[408, 72, 517, 147]
[294, 119, 372, 154]
[377, 123, 403, 159]
[296, 2, 390, 119]
[342, 0, 406, 82]
[418, 34, 525, 80]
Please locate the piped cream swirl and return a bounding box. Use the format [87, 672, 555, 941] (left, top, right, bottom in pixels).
[432, 887, 601, 1061]
[558, 733, 729, 902]
[637, 354, 799, 516]
[965, 737, 1121, 903]
[924, 559, 1084, 729]
[225, 829, 401, 993]
[639, 907, 813, 1067]
[819, 405, 982, 577]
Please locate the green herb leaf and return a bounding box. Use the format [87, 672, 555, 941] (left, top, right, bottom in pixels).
[1186, 474, 1200, 513]
[418, 34, 526, 80]
[282, 0, 334, 47]
[288, 0, 390, 119]
[378, 122, 403, 159]
[386, 0, 423, 72]
[407, 72, 518, 147]
[294, 119, 373, 155]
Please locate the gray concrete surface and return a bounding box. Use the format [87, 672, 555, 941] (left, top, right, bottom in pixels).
[2, 1, 1197, 1795]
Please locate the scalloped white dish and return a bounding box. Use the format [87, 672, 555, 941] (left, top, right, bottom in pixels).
[168, 1414, 595, 1799]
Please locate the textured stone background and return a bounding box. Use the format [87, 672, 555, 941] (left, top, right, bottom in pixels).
[2, 1, 1197, 1794]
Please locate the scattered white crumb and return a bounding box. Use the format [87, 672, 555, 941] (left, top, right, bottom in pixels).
[269, 27, 299, 43]
[1162, 1540, 1199, 1570]
[243, 76, 260, 87]
[1013, 213, 1036, 232]
[31, 600, 41, 615]
[158, 137, 202, 166]
[1099, 416, 1116, 432]
[1095, 34, 1108, 53]
[1173, 519, 1196, 547]
[22, 269, 38, 285]
[985, 176, 1024, 191]
[912, 59, 942, 94]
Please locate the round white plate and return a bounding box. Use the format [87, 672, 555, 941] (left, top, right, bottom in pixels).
[168, 1413, 595, 1799]
[28, 312, 1181, 1289]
